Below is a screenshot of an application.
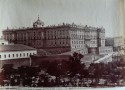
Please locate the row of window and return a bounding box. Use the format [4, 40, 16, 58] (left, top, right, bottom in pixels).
[0, 52, 35, 59]
[84, 35, 97, 39]
[46, 40, 70, 47]
[70, 30, 84, 33]
[72, 40, 84, 44]
[4, 32, 44, 41]
[4, 34, 14, 41]
[85, 40, 97, 44]
[46, 35, 69, 39]
[46, 30, 68, 36]
[100, 49, 113, 52]
[73, 45, 85, 48]
[4, 31, 104, 41]
[17, 32, 44, 40]
[71, 34, 84, 39]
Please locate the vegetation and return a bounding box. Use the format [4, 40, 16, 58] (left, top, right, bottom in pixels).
[0, 52, 125, 87]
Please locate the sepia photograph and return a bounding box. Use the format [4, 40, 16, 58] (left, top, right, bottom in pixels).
[0, 0, 125, 90]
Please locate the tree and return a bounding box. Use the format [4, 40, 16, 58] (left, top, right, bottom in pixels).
[69, 52, 84, 76]
[2, 64, 14, 76]
[47, 60, 70, 77]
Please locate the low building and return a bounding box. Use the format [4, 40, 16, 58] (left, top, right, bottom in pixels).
[105, 37, 123, 51]
[98, 46, 113, 55]
[0, 44, 37, 60]
[0, 44, 37, 68]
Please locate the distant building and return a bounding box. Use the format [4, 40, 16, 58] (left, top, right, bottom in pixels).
[2, 17, 105, 55]
[0, 38, 9, 45]
[114, 37, 123, 47]
[105, 37, 123, 51]
[98, 46, 113, 55]
[105, 37, 123, 47]
[105, 38, 114, 46]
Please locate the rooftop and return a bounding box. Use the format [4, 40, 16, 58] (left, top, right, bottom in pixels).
[3, 16, 105, 32]
[0, 44, 36, 52]
[3, 24, 104, 32]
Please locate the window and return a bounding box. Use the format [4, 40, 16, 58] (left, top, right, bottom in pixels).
[0, 55, 1, 58]
[13, 54, 14, 57]
[8, 54, 10, 57]
[20, 53, 21, 57]
[16, 54, 18, 57]
[23, 53, 25, 56]
[4, 55, 6, 58]
[27, 53, 29, 56]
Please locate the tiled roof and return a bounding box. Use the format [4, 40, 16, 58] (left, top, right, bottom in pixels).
[0, 44, 36, 52]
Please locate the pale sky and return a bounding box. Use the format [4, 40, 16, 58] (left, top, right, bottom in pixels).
[0, 0, 122, 37]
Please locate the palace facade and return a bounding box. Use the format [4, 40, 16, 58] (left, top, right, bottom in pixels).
[2, 17, 106, 54]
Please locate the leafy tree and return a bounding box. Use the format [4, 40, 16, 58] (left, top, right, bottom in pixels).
[2, 64, 14, 76]
[69, 52, 84, 76]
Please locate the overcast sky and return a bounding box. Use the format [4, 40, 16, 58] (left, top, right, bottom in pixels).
[0, 0, 122, 37]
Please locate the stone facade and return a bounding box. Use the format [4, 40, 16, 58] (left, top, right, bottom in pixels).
[2, 17, 105, 54]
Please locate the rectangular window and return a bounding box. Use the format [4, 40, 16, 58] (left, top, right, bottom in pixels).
[4, 55, 6, 58]
[16, 54, 18, 57]
[13, 54, 14, 57]
[23, 53, 25, 56]
[8, 54, 10, 57]
[0, 55, 1, 58]
[27, 53, 28, 56]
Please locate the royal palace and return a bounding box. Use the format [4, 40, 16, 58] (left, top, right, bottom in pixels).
[2, 17, 107, 55]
